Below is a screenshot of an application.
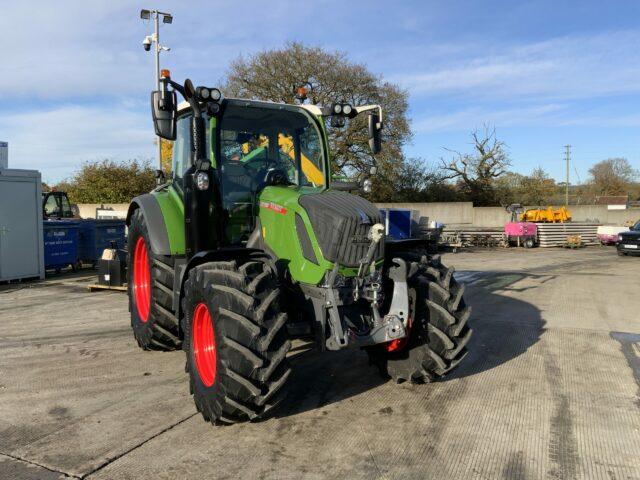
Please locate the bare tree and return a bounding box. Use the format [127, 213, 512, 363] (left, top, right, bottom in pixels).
[440, 126, 511, 205]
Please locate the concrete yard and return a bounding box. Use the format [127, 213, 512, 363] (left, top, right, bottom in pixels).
[1, 247, 639, 479]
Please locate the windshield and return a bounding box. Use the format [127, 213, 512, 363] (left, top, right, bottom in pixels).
[43, 193, 73, 218]
[219, 103, 325, 189]
[633, 221, 640, 231]
[218, 102, 325, 244]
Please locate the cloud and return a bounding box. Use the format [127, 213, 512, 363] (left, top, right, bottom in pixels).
[0, 104, 154, 182]
[0, 1, 149, 100]
[413, 104, 566, 133]
[0, 0, 350, 101]
[1, 0, 638, 182]
[391, 31, 640, 101]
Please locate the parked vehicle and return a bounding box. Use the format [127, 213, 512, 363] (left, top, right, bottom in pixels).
[597, 225, 629, 245]
[42, 191, 77, 219]
[617, 221, 640, 256]
[504, 222, 537, 248]
[126, 72, 473, 425]
[503, 205, 537, 248]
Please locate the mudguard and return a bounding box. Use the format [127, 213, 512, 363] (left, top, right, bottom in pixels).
[126, 193, 172, 256]
[174, 247, 272, 317]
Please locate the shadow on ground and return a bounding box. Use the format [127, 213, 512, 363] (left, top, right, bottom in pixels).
[271, 271, 545, 418]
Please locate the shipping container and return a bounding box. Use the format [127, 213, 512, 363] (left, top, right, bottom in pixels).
[0, 169, 45, 281]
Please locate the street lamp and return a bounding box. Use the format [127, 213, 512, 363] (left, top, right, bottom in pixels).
[140, 9, 173, 179]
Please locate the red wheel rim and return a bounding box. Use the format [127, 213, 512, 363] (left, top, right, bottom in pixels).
[132, 237, 151, 322]
[192, 302, 217, 387]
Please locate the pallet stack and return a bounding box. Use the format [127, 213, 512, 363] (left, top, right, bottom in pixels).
[536, 223, 599, 248]
[441, 226, 504, 246]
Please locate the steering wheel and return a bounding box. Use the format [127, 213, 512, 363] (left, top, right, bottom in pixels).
[263, 167, 290, 186]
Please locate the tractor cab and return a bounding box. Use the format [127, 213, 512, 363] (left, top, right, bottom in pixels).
[153, 71, 383, 260]
[42, 191, 75, 219]
[172, 99, 328, 245]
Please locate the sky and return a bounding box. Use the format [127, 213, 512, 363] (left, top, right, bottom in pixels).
[1, 0, 639, 185]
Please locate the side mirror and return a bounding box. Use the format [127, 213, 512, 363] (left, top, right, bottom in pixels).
[368, 113, 382, 154]
[151, 90, 177, 140]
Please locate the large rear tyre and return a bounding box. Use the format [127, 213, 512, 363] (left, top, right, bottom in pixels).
[367, 254, 472, 383]
[127, 209, 181, 350]
[182, 259, 291, 425]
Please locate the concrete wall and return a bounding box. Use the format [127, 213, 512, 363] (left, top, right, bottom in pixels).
[473, 207, 510, 227]
[375, 202, 640, 227]
[376, 202, 474, 225]
[76, 200, 639, 226]
[559, 205, 636, 224]
[77, 203, 129, 219]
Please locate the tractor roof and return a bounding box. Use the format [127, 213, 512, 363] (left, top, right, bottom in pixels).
[177, 99, 323, 117]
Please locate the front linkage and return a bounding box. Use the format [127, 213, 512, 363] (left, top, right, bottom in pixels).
[301, 223, 411, 351]
[296, 220, 472, 387]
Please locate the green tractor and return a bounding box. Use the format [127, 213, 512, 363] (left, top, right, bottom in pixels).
[127, 71, 472, 424]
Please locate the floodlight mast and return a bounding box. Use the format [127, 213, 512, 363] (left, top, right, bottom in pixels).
[140, 8, 173, 180]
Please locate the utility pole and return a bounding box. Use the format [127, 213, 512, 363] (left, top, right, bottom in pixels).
[564, 145, 571, 207]
[140, 9, 173, 177]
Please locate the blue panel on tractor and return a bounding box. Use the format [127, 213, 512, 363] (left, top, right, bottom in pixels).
[379, 208, 412, 240]
[78, 219, 126, 264]
[43, 220, 79, 270]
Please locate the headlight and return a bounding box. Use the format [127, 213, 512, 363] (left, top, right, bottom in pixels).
[199, 88, 210, 99]
[342, 104, 353, 116]
[210, 88, 221, 101]
[333, 104, 342, 114]
[618, 235, 624, 242]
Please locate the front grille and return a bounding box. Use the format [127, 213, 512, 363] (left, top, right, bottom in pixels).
[299, 191, 384, 268]
[621, 237, 640, 246]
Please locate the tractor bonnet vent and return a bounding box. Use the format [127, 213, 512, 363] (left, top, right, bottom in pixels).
[298, 191, 383, 268]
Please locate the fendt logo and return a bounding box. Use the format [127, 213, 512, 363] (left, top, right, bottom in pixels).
[350, 234, 370, 244]
[259, 201, 287, 215]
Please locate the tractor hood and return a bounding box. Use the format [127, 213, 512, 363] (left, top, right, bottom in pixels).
[298, 190, 384, 268]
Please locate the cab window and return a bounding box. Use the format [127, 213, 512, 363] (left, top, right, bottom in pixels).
[172, 114, 210, 190]
[218, 103, 326, 245]
[172, 115, 191, 189]
[44, 194, 59, 217]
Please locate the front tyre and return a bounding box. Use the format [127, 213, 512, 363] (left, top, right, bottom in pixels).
[368, 254, 472, 383]
[128, 209, 181, 350]
[182, 259, 291, 425]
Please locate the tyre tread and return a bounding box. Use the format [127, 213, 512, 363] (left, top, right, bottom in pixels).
[368, 253, 472, 383]
[182, 258, 291, 425]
